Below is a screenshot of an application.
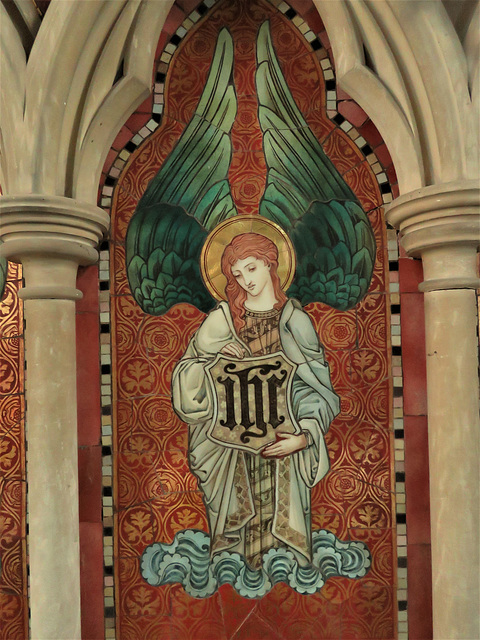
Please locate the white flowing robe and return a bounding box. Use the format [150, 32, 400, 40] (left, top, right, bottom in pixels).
[172, 299, 340, 565]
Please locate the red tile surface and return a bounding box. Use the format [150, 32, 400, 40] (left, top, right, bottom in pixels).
[162, 3, 185, 35]
[0, 400, 24, 481]
[112, 125, 134, 151]
[319, 30, 331, 50]
[374, 143, 393, 169]
[80, 522, 105, 640]
[78, 445, 103, 523]
[404, 416, 431, 544]
[398, 243, 408, 259]
[117, 559, 173, 621]
[399, 257, 423, 293]
[336, 87, 351, 101]
[400, 293, 427, 416]
[175, 0, 200, 13]
[289, 0, 316, 16]
[136, 96, 154, 114]
[386, 164, 397, 185]
[338, 101, 369, 127]
[102, 148, 118, 175]
[76, 266, 100, 314]
[76, 312, 101, 446]
[155, 31, 171, 61]
[304, 7, 325, 34]
[407, 544, 433, 640]
[0, 337, 23, 395]
[124, 111, 151, 135]
[359, 121, 384, 149]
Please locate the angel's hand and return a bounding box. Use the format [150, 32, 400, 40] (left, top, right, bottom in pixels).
[220, 342, 245, 359]
[261, 432, 307, 458]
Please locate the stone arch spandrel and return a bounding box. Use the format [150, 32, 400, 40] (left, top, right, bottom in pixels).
[0, 0, 174, 201]
[73, 0, 176, 203]
[314, 0, 479, 193]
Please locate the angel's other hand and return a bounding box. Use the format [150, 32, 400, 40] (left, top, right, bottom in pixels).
[261, 432, 307, 458]
[220, 342, 245, 359]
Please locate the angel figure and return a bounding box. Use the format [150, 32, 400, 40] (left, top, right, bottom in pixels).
[172, 225, 340, 569]
[129, 21, 375, 593]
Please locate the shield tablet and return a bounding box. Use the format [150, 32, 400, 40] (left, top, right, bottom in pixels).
[205, 351, 300, 454]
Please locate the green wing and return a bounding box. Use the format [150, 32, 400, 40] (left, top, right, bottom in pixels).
[126, 28, 238, 315]
[256, 21, 376, 309]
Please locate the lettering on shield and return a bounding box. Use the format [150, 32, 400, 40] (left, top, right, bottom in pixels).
[205, 351, 300, 453]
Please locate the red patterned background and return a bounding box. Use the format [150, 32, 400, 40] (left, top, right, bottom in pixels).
[110, 1, 396, 638]
[0, 263, 28, 640]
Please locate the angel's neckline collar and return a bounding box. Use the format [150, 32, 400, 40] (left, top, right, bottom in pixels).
[244, 307, 281, 319]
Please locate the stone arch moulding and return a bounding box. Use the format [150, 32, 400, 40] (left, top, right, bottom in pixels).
[0, 0, 173, 199]
[2, 0, 475, 202]
[315, 0, 478, 190]
[75, 1, 429, 639]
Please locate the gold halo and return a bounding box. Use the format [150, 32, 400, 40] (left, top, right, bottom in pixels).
[200, 215, 296, 301]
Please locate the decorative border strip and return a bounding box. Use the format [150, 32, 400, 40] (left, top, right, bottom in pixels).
[96, 242, 115, 639]
[387, 224, 408, 639]
[96, 1, 403, 638]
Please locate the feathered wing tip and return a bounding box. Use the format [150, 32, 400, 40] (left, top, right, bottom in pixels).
[125, 28, 238, 316]
[127, 204, 214, 315]
[136, 26, 238, 227]
[287, 201, 376, 309]
[256, 21, 376, 309]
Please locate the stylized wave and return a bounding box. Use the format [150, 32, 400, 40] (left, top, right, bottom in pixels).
[141, 529, 370, 598]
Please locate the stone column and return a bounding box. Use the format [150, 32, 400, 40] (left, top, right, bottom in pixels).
[0, 195, 109, 640]
[387, 181, 480, 640]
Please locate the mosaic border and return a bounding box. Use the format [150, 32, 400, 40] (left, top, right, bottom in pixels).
[96, 1, 404, 638]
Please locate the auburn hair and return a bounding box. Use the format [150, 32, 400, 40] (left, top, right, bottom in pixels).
[221, 233, 287, 334]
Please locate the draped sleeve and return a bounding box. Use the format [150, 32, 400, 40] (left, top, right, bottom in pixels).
[280, 302, 341, 488]
[171, 304, 237, 423]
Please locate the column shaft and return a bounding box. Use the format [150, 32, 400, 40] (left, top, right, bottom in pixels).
[423, 287, 479, 639]
[387, 183, 480, 639]
[19, 257, 82, 639]
[23, 265, 82, 639]
[0, 195, 109, 638]
[25, 295, 81, 639]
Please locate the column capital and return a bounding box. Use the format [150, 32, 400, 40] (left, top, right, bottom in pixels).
[0, 194, 109, 263]
[0, 194, 109, 300]
[386, 181, 480, 292]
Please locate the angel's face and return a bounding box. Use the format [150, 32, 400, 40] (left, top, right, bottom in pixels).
[231, 257, 271, 297]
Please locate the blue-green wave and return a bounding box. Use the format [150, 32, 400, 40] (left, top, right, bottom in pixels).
[141, 529, 370, 598]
